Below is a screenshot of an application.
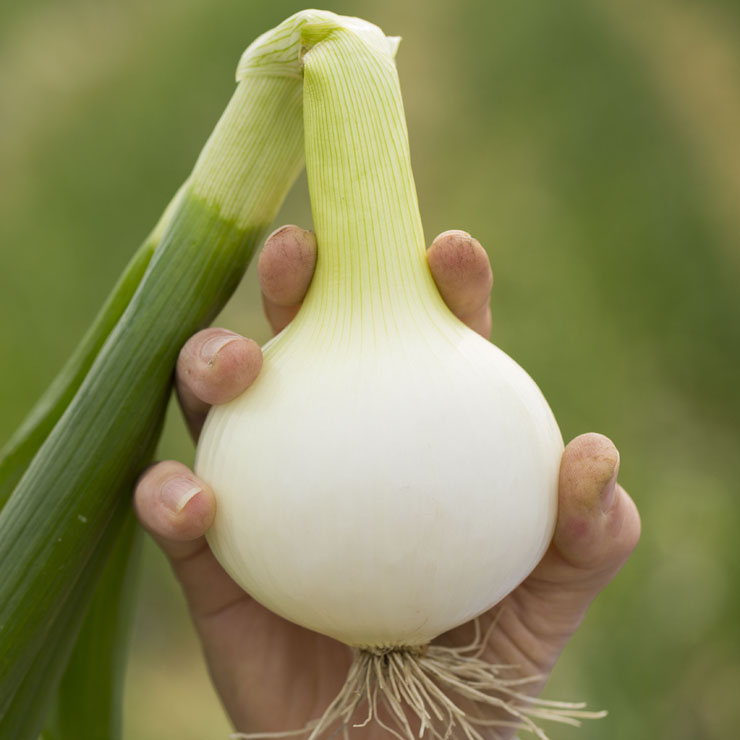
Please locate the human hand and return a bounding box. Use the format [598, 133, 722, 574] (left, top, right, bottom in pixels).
[134, 225, 641, 738]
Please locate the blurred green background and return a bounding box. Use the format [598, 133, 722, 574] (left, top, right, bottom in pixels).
[2, 0, 739, 738]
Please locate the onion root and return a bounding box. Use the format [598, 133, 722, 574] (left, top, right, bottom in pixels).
[231, 620, 605, 740]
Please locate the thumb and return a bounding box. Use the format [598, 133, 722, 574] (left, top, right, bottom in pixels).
[510, 433, 641, 656]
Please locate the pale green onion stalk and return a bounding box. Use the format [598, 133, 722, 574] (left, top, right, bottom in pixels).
[196, 10, 603, 739]
[0, 30, 306, 727]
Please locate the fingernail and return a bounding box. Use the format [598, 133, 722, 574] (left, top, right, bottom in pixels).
[200, 333, 240, 366]
[600, 462, 619, 513]
[161, 477, 202, 514]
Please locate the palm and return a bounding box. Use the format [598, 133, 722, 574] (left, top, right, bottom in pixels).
[187, 503, 630, 738]
[193, 592, 353, 731]
[196, 587, 520, 736]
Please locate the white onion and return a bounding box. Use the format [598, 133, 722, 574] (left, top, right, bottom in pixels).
[197, 309, 561, 647]
[194, 10, 597, 739]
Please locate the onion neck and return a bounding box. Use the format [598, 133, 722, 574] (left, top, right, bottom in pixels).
[200, 9, 451, 342]
[298, 21, 445, 332]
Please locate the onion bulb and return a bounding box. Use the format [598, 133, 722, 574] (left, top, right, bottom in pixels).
[195, 10, 602, 739]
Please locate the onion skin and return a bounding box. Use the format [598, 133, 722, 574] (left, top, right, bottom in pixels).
[196, 318, 562, 648]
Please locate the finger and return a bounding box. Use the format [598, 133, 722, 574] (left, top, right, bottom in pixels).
[552, 433, 641, 576]
[176, 328, 262, 440]
[134, 460, 248, 620]
[258, 225, 317, 334]
[510, 433, 641, 649]
[426, 230, 493, 338]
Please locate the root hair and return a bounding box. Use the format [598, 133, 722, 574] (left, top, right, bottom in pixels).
[232, 619, 605, 740]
